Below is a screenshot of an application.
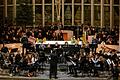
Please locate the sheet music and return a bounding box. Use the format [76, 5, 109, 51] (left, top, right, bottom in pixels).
[106, 59, 111, 65]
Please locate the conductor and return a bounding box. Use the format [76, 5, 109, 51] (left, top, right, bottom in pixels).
[49, 49, 58, 79]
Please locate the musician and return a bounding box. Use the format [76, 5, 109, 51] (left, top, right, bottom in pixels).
[84, 41, 90, 55]
[0, 52, 4, 71]
[28, 33, 36, 52]
[49, 49, 58, 79]
[105, 55, 112, 71]
[62, 41, 69, 56]
[38, 32, 43, 40]
[39, 43, 46, 51]
[38, 50, 46, 72]
[75, 41, 81, 52]
[46, 30, 53, 40]
[91, 54, 99, 76]
[112, 63, 119, 80]
[66, 55, 78, 77]
[111, 52, 119, 64]
[80, 56, 92, 76]
[14, 52, 22, 74]
[91, 37, 98, 54]
[71, 36, 76, 43]
[21, 55, 28, 72]
[47, 43, 51, 48]
[21, 33, 28, 56]
[63, 42, 69, 47]
[54, 42, 60, 49]
[28, 32, 36, 44]
[45, 43, 52, 54]
[8, 52, 15, 76]
[26, 53, 37, 77]
[57, 30, 64, 41]
[52, 32, 57, 40]
[4, 35, 10, 43]
[97, 56, 104, 71]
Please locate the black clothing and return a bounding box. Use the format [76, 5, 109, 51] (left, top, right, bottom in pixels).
[112, 66, 119, 80]
[21, 36, 28, 55]
[49, 51, 58, 79]
[91, 39, 98, 53]
[0, 53, 4, 69]
[9, 54, 14, 64]
[84, 47, 90, 55]
[1, 47, 9, 53]
[21, 36, 28, 45]
[15, 54, 22, 65]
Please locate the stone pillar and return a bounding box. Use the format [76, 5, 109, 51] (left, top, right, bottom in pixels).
[62, 0, 64, 26]
[32, 0, 35, 27]
[81, 0, 84, 24]
[4, 0, 7, 18]
[100, 0, 104, 28]
[91, 0, 94, 27]
[52, 0, 54, 24]
[119, 1, 120, 52]
[110, 0, 113, 30]
[42, 0, 45, 27]
[72, 0, 74, 26]
[13, 0, 16, 24]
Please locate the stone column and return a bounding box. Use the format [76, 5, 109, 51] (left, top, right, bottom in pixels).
[91, 0, 94, 27]
[4, 0, 7, 18]
[13, 0, 16, 24]
[119, 1, 120, 52]
[62, 0, 64, 26]
[81, 0, 84, 24]
[110, 0, 113, 30]
[52, 0, 54, 24]
[42, 0, 45, 27]
[32, 0, 35, 27]
[100, 0, 104, 28]
[72, 0, 74, 26]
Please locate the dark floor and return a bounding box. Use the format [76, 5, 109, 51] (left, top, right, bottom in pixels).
[0, 63, 113, 80]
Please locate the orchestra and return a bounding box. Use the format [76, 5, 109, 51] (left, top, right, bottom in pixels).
[0, 32, 119, 78]
[0, 0, 119, 78]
